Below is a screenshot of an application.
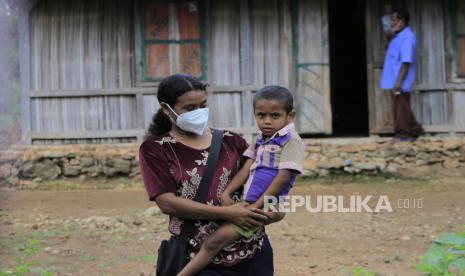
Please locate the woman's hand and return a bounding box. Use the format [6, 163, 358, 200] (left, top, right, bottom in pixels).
[220, 192, 235, 206]
[249, 208, 286, 226]
[223, 202, 268, 230]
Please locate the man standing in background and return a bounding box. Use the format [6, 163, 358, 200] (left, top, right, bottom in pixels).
[380, 7, 424, 142]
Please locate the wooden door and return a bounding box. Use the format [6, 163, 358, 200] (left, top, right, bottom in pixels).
[294, 0, 332, 134]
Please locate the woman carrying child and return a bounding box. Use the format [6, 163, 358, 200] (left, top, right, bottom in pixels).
[139, 74, 288, 275]
[178, 85, 306, 275]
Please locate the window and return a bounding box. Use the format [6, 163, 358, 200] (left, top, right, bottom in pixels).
[141, 0, 206, 81]
[452, 0, 465, 77]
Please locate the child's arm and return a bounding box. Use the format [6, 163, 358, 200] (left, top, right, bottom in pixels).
[220, 158, 254, 205]
[247, 169, 293, 209]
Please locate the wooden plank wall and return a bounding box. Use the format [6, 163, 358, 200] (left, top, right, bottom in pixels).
[366, 0, 465, 134]
[29, 0, 136, 144]
[294, 0, 331, 133]
[28, 0, 300, 144]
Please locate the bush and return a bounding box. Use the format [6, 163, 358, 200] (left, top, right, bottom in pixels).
[418, 225, 465, 275]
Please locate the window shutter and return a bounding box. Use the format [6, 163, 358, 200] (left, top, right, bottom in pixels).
[142, 1, 203, 81]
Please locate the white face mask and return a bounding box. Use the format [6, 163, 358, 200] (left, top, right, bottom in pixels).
[165, 105, 209, 136]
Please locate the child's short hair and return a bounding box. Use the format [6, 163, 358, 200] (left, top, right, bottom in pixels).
[253, 85, 294, 113]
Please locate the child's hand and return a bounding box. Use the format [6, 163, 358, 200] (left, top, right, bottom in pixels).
[246, 202, 262, 210]
[220, 193, 235, 206]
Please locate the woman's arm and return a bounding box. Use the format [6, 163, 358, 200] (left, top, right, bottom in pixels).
[155, 192, 268, 229]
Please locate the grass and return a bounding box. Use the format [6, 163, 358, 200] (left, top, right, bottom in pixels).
[1, 238, 54, 276]
[82, 255, 97, 262]
[135, 255, 156, 263]
[33, 230, 67, 240]
[100, 259, 118, 268]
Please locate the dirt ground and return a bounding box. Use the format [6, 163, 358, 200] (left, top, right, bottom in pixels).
[1, 174, 465, 276]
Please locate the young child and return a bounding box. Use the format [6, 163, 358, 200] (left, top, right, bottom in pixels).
[177, 85, 306, 276]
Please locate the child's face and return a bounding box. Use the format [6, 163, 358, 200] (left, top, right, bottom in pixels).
[253, 99, 295, 138]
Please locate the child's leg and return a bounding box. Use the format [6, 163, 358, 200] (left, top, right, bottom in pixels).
[177, 224, 241, 276]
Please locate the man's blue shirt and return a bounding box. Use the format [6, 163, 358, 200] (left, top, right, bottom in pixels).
[380, 26, 416, 92]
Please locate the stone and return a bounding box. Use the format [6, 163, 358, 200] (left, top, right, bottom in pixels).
[443, 140, 462, 151]
[303, 159, 318, 171]
[40, 152, 68, 159]
[319, 158, 345, 170]
[0, 163, 13, 178]
[63, 165, 81, 176]
[302, 170, 318, 177]
[113, 159, 131, 174]
[99, 156, 109, 166]
[103, 167, 119, 177]
[443, 159, 460, 169]
[122, 155, 135, 161]
[325, 150, 339, 158]
[427, 158, 444, 165]
[393, 157, 406, 166]
[353, 162, 378, 171]
[344, 166, 362, 174]
[401, 235, 411, 241]
[89, 172, 98, 178]
[130, 166, 140, 176]
[306, 146, 321, 153]
[79, 157, 95, 167]
[69, 159, 80, 165]
[353, 155, 368, 163]
[373, 160, 387, 171]
[422, 142, 443, 152]
[82, 165, 102, 177]
[386, 163, 398, 174]
[338, 145, 362, 153]
[19, 160, 61, 180]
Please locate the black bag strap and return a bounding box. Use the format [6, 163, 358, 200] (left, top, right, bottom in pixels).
[178, 128, 223, 242]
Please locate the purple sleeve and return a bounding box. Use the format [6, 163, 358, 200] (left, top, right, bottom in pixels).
[400, 36, 414, 63]
[139, 141, 177, 201]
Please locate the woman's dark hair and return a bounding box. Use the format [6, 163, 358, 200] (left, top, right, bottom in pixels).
[253, 85, 294, 113]
[147, 74, 207, 137]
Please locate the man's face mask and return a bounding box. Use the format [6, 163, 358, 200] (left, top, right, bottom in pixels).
[165, 104, 209, 136]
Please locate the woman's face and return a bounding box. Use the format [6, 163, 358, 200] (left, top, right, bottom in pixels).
[163, 89, 207, 117]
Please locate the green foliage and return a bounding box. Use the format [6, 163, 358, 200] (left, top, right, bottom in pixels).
[1, 238, 53, 276]
[353, 267, 376, 276]
[136, 255, 157, 263]
[418, 225, 465, 275]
